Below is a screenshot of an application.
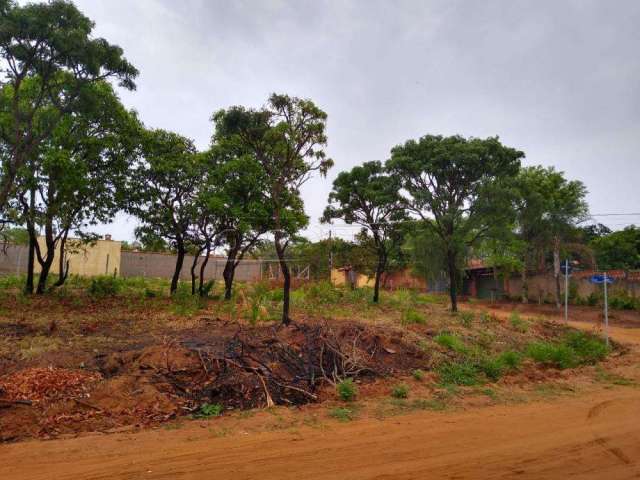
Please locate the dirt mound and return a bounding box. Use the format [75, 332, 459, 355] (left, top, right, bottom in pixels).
[1, 321, 426, 442]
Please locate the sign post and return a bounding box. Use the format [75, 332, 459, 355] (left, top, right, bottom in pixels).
[603, 271, 609, 347]
[564, 260, 569, 323]
[589, 273, 614, 347]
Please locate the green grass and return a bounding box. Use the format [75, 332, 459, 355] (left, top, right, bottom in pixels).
[437, 361, 479, 386]
[526, 331, 609, 369]
[459, 311, 474, 328]
[401, 308, 427, 325]
[412, 369, 425, 381]
[336, 378, 357, 401]
[434, 332, 468, 354]
[192, 403, 223, 418]
[509, 312, 529, 333]
[328, 407, 356, 422]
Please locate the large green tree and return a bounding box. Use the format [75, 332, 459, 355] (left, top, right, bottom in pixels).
[514, 166, 588, 306]
[591, 226, 640, 270]
[0, 0, 137, 214]
[127, 130, 199, 294]
[214, 94, 332, 324]
[322, 161, 405, 302]
[388, 135, 523, 311]
[9, 80, 139, 293]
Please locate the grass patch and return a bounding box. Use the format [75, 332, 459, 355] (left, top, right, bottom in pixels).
[328, 406, 356, 422]
[412, 369, 425, 381]
[391, 384, 409, 399]
[526, 331, 609, 369]
[434, 332, 468, 354]
[192, 403, 223, 419]
[509, 312, 529, 333]
[594, 367, 637, 386]
[459, 311, 474, 328]
[437, 361, 479, 386]
[401, 308, 426, 325]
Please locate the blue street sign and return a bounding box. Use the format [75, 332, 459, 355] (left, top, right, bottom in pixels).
[589, 274, 614, 285]
[560, 263, 572, 275]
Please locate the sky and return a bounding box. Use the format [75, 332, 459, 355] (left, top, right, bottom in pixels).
[63, 0, 640, 242]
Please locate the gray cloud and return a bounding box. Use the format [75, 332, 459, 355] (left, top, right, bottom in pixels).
[67, 0, 639, 240]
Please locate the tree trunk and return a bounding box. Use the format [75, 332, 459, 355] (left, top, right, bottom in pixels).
[198, 241, 212, 297]
[373, 252, 385, 303]
[274, 236, 291, 325]
[36, 248, 55, 294]
[171, 240, 185, 295]
[189, 248, 202, 295]
[24, 229, 35, 295]
[54, 230, 69, 287]
[447, 249, 458, 312]
[553, 236, 561, 309]
[521, 266, 528, 304]
[222, 242, 241, 301]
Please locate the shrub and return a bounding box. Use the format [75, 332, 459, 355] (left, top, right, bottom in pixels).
[329, 407, 355, 422]
[459, 311, 474, 328]
[412, 369, 425, 381]
[193, 403, 223, 418]
[477, 357, 504, 381]
[526, 342, 577, 369]
[88, 276, 122, 297]
[401, 308, 426, 325]
[336, 378, 357, 401]
[434, 332, 468, 354]
[526, 331, 609, 369]
[437, 361, 479, 386]
[564, 331, 609, 363]
[391, 384, 409, 399]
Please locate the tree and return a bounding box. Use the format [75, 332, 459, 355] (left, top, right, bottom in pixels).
[214, 94, 333, 324]
[387, 135, 523, 312]
[209, 119, 273, 301]
[591, 226, 640, 270]
[8, 79, 139, 293]
[322, 161, 405, 302]
[127, 130, 199, 295]
[514, 166, 588, 307]
[0, 0, 137, 214]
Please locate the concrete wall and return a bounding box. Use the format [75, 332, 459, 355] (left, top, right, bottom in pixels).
[120, 251, 262, 282]
[0, 238, 121, 277]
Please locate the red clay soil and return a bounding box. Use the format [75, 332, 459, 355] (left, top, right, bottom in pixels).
[0, 386, 638, 479]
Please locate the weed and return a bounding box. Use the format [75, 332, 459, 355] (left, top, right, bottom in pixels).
[497, 350, 522, 370]
[412, 369, 425, 381]
[328, 406, 355, 422]
[336, 378, 357, 401]
[526, 331, 609, 369]
[477, 357, 505, 381]
[193, 403, 223, 418]
[459, 311, 474, 328]
[509, 312, 528, 332]
[391, 384, 409, 399]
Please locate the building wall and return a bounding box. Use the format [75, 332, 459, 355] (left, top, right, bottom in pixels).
[0, 238, 121, 277]
[120, 251, 262, 282]
[330, 268, 426, 290]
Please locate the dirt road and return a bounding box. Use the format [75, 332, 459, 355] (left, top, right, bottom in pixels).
[0, 386, 638, 480]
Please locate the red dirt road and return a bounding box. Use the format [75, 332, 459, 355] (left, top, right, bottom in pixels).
[1, 387, 639, 480]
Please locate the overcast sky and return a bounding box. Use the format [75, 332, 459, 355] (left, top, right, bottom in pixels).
[67, 0, 639, 241]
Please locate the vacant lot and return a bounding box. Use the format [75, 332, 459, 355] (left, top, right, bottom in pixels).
[1, 278, 639, 478]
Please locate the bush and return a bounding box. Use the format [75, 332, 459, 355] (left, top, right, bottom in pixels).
[564, 331, 609, 363]
[88, 276, 122, 297]
[401, 308, 426, 325]
[412, 369, 425, 381]
[477, 357, 504, 381]
[391, 384, 409, 399]
[608, 291, 638, 311]
[336, 378, 357, 401]
[526, 342, 577, 369]
[437, 361, 479, 386]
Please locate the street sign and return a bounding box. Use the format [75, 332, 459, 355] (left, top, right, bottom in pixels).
[560, 261, 572, 275]
[589, 274, 614, 285]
